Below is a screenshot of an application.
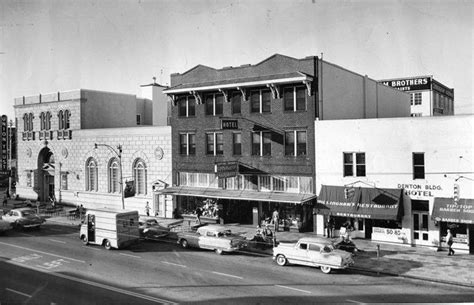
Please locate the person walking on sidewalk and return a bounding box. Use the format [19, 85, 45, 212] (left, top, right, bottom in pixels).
[446, 229, 455, 256]
[272, 209, 279, 232]
[145, 201, 150, 217]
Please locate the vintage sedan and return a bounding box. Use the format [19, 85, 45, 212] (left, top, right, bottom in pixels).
[138, 217, 170, 240]
[177, 224, 247, 255]
[273, 237, 354, 274]
[2, 208, 45, 229]
[0, 219, 13, 234]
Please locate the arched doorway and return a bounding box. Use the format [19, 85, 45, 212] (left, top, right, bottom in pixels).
[37, 147, 55, 202]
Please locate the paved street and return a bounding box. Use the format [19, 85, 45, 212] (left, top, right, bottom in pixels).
[1, 220, 473, 304]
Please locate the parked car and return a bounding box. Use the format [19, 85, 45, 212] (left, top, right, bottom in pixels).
[138, 217, 170, 240]
[2, 208, 45, 230]
[272, 237, 354, 274]
[0, 219, 13, 234]
[177, 224, 247, 255]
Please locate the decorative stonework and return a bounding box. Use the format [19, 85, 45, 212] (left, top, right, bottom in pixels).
[26, 147, 32, 158]
[155, 146, 164, 160]
[62, 147, 68, 159]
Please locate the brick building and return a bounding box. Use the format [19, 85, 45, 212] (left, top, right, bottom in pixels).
[13, 84, 174, 216]
[162, 54, 410, 231]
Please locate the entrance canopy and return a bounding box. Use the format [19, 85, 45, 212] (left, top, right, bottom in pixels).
[432, 197, 474, 224]
[158, 186, 316, 204]
[316, 185, 403, 220]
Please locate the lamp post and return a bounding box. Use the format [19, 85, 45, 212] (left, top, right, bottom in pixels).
[94, 143, 124, 209]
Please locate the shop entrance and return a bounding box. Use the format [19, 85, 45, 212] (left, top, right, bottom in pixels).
[412, 200, 429, 245]
[37, 147, 55, 202]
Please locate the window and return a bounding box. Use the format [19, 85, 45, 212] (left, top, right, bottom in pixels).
[86, 158, 98, 191]
[108, 158, 120, 193]
[250, 89, 271, 113]
[40, 112, 51, 130]
[136, 114, 141, 125]
[231, 92, 241, 114]
[252, 131, 271, 156]
[58, 110, 71, 130]
[61, 173, 68, 190]
[205, 93, 224, 116]
[343, 152, 366, 177]
[413, 152, 425, 179]
[206, 132, 223, 155]
[259, 176, 271, 191]
[178, 95, 196, 117]
[26, 172, 32, 187]
[133, 159, 147, 195]
[179, 133, 196, 155]
[64, 110, 70, 129]
[285, 130, 307, 156]
[283, 85, 306, 111]
[23, 113, 34, 131]
[413, 92, 422, 105]
[233, 133, 241, 155]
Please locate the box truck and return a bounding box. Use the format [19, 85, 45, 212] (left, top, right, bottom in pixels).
[80, 208, 140, 250]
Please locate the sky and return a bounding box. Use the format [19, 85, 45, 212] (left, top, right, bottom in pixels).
[0, 0, 472, 120]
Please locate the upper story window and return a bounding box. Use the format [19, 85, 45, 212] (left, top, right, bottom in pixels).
[231, 91, 242, 114]
[23, 113, 34, 131]
[205, 93, 224, 116]
[283, 85, 306, 111]
[250, 89, 271, 113]
[86, 158, 98, 191]
[413, 152, 425, 179]
[136, 114, 141, 125]
[179, 133, 196, 155]
[108, 158, 120, 193]
[40, 112, 51, 130]
[285, 130, 307, 156]
[411, 92, 422, 106]
[133, 159, 147, 195]
[252, 131, 271, 156]
[206, 132, 223, 155]
[58, 110, 71, 130]
[178, 95, 196, 117]
[343, 152, 366, 177]
[233, 132, 241, 155]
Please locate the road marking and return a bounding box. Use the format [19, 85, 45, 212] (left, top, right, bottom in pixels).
[119, 253, 141, 259]
[211, 271, 243, 279]
[19, 233, 35, 237]
[172, 250, 181, 257]
[6, 262, 176, 304]
[275, 285, 311, 294]
[83, 246, 101, 251]
[6, 288, 32, 298]
[161, 261, 187, 268]
[49, 239, 66, 244]
[346, 300, 364, 304]
[0, 241, 86, 263]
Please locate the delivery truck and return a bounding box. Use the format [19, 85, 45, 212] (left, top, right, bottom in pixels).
[80, 208, 140, 250]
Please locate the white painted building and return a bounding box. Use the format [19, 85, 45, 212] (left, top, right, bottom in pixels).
[314, 115, 474, 253]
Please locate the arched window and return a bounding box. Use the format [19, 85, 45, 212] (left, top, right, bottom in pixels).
[108, 158, 120, 193]
[40, 112, 45, 130]
[23, 113, 28, 131]
[45, 111, 51, 130]
[133, 159, 147, 195]
[86, 158, 98, 192]
[58, 110, 64, 130]
[28, 113, 34, 131]
[64, 110, 70, 129]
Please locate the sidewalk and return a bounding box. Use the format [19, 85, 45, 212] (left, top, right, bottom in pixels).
[4, 200, 473, 288]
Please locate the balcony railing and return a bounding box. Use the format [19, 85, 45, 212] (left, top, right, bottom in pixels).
[39, 130, 54, 140]
[22, 131, 35, 141]
[57, 129, 72, 140]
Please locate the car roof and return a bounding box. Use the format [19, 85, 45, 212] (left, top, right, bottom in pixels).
[197, 224, 230, 231]
[13, 208, 34, 212]
[298, 237, 333, 245]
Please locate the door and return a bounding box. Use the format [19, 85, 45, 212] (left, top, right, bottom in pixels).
[87, 215, 96, 243]
[413, 212, 429, 245]
[469, 227, 474, 254]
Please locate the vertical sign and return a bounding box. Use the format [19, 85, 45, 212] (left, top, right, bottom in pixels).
[453, 184, 460, 205]
[1, 115, 7, 171]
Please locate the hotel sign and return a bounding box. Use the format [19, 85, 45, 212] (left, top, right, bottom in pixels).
[1, 115, 7, 171]
[221, 119, 238, 130]
[215, 161, 238, 178]
[381, 77, 431, 91]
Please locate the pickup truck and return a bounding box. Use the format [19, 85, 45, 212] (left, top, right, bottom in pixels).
[177, 224, 247, 255]
[273, 237, 354, 274]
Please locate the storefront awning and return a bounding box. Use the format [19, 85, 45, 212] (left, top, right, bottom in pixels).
[316, 185, 404, 220]
[432, 197, 474, 224]
[158, 186, 316, 204]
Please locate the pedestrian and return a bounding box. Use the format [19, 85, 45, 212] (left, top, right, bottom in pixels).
[2, 198, 7, 206]
[145, 201, 150, 217]
[446, 229, 455, 256]
[195, 206, 202, 224]
[272, 209, 279, 232]
[326, 216, 334, 238]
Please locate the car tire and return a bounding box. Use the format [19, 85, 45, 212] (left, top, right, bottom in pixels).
[82, 235, 89, 245]
[104, 239, 112, 250]
[320, 266, 332, 274]
[215, 249, 223, 255]
[180, 239, 189, 249]
[276, 254, 287, 266]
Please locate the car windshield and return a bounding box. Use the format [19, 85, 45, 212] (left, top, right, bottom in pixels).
[147, 220, 158, 226]
[322, 245, 333, 253]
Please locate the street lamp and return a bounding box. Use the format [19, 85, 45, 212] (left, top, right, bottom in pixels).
[94, 143, 125, 209]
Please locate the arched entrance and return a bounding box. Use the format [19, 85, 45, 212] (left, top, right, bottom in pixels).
[37, 147, 55, 202]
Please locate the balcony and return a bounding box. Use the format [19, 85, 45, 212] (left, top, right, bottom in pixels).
[22, 131, 35, 141]
[39, 130, 54, 140]
[57, 129, 72, 140]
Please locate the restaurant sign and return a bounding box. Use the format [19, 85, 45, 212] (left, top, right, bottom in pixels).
[215, 161, 238, 178]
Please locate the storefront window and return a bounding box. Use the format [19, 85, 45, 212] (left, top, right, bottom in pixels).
[440, 222, 468, 244]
